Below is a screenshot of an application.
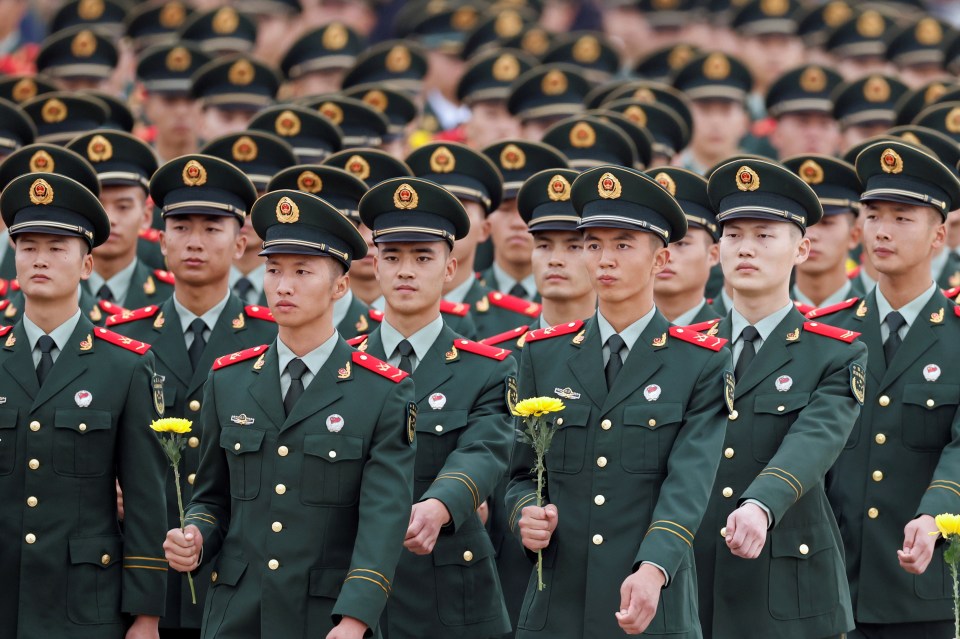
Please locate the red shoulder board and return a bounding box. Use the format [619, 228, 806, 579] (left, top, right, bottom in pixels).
[346, 335, 367, 347]
[138, 228, 160, 243]
[0, 279, 9, 297]
[213, 344, 270, 370]
[481, 325, 529, 346]
[669, 326, 728, 351]
[0, 325, 12, 337]
[525, 320, 584, 343]
[352, 351, 408, 382]
[793, 300, 815, 315]
[805, 297, 859, 319]
[488, 291, 542, 318]
[10, 279, 19, 292]
[369, 309, 384, 322]
[0, 300, 9, 312]
[847, 265, 861, 280]
[244, 305, 275, 322]
[684, 318, 721, 333]
[98, 300, 127, 316]
[803, 321, 860, 343]
[439, 299, 470, 317]
[452, 338, 511, 360]
[954, 305, 960, 318]
[93, 327, 151, 354]
[943, 286, 960, 300]
[153, 269, 175, 285]
[105, 305, 160, 327]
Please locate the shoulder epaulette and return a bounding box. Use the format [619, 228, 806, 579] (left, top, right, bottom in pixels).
[93, 327, 151, 354]
[98, 300, 127, 316]
[488, 291, 542, 318]
[369, 308, 384, 322]
[139, 228, 160, 243]
[481, 325, 529, 346]
[352, 351, 408, 382]
[0, 278, 10, 297]
[805, 297, 859, 319]
[213, 344, 269, 370]
[669, 326, 728, 351]
[943, 286, 960, 300]
[0, 300, 10, 312]
[10, 279, 20, 292]
[954, 306, 960, 318]
[439, 300, 470, 316]
[452, 337, 511, 360]
[525, 320, 584, 343]
[346, 335, 367, 347]
[847, 265, 861, 280]
[244, 305, 275, 322]
[0, 325, 12, 337]
[803, 321, 861, 343]
[684, 318, 721, 333]
[105, 305, 160, 326]
[793, 300, 815, 315]
[153, 269, 175, 285]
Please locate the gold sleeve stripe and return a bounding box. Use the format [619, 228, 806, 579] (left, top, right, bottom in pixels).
[185, 511, 217, 521]
[766, 467, 803, 496]
[345, 574, 389, 596]
[185, 513, 217, 525]
[124, 556, 168, 563]
[647, 520, 694, 543]
[645, 526, 693, 547]
[931, 479, 960, 489]
[928, 484, 960, 498]
[440, 471, 480, 501]
[509, 493, 538, 531]
[759, 471, 800, 500]
[123, 565, 169, 571]
[435, 475, 479, 510]
[347, 569, 391, 590]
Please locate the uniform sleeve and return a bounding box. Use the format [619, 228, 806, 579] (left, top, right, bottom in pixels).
[421, 356, 517, 530]
[740, 340, 866, 525]
[635, 349, 730, 581]
[332, 376, 416, 630]
[117, 350, 169, 616]
[505, 345, 540, 546]
[918, 402, 960, 517]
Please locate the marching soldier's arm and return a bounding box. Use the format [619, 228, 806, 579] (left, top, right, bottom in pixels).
[505, 345, 541, 545]
[421, 356, 517, 530]
[918, 403, 960, 517]
[333, 376, 417, 631]
[635, 349, 730, 581]
[117, 351, 169, 616]
[740, 341, 866, 525]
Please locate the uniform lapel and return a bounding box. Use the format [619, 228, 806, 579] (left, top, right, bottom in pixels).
[850, 291, 883, 384]
[150, 297, 192, 386]
[336, 295, 370, 337]
[731, 309, 804, 398]
[411, 326, 455, 404]
[248, 342, 284, 429]
[2, 322, 37, 399]
[601, 312, 667, 413]
[281, 339, 352, 432]
[566, 317, 607, 407]
[32, 318, 94, 410]
[186, 295, 246, 395]
[879, 292, 946, 392]
[122, 260, 155, 310]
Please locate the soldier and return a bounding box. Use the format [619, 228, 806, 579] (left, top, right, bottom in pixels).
[832, 75, 908, 152]
[280, 22, 364, 98]
[506, 64, 590, 141]
[506, 165, 731, 638]
[456, 48, 534, 150]
[810, 140, 960, 638]
[0, 172, 168, 638]
[109, 154, 277, 638]
[352, 176, 514, 638]
[163, 189, 416, 639]
[35, 27, 118, 93]
[247, 105, 343, 164]
[765, 64, 844, 159]
[22, 92, 109, 144]
[190, 55, 281, 141]
[693, 157, 865, 639]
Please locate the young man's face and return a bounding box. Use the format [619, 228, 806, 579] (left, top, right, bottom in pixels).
[836, 56, 891, 82]
[720, 219, 809, 295]
[584, 227, 668, 306]
[238, 214, 263, 259]
[201, 106, 255, 141]
[450, 200, 487, 271]
[690, 99, 749, 158]
[264, 253, 347, 329]
[94, 185, 151, 262]
[15, 233, 93, 302]
[798, 212, 859, 277]
[465, 101, 520, 150]
[862, 200, 945, 276]
[144, 94, 199, 146]
[600, 6, 650, 63]
[348, 221, 376, 281]
[288, 69, 346, 98]
[160, 214, 246, 286]
[654, 227, 719, 297]
[771, 112, 840, 158]
[375, 241, 456, 316]
[742, 33, 804, 90]
[531, 230, 593, 302]
[486, 198, 533, 270]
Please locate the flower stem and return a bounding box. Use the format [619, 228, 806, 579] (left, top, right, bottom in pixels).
[536, 450, 544, 591]
[172, 462, 197, 605]
[952, 559, 959, 639]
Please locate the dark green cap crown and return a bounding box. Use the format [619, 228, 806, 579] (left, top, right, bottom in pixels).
[341, 40, 429, 93]
[247, 104, 343, 164]
[125, 1, 194, 50]
[507, 64, 590, 122]
[832, 74, 908, 128]
[190, 55, 281, 111]
[22, 92, 109, 144]
[542, 115, 637, 170]
[456, 48, 537, 105]
[65, 130, 158, 190]
[51, 0, 128, 37]
[2, 172, 109, 248]
[267, 165, 368, 222]
[136, 43, 211, 95]
[150, 154, 257, 223]
[672, 52, 753, 103]
[300, 95, 389, 148]
[36, 26, 117, 81]
[644, 166, 717, 239]
[322, 148, 413, 188]
[0, 143, 99, 194]
[542, 32, 620, 84]
[0, 98, 36, 153]
[481, 139, 568, 199]
[855, 140, 960, 218]
[179, 7, 257, 54]
[359, 176, 470, 247]
[200, 131, 297, 192]
[887, 125, 960, 176]
[406, 141, 504, 214]
[517, 168, 580, 232]
[765, 64, 843, 117]
[341, 85, 418, 138]
[782, 154, 861, 215]
[280, 22, 364, 80]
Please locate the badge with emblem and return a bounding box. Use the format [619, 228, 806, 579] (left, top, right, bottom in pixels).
[345, 154, 369, 179]
[736, 166, 760, 192]
[548, 174, 571, 201]
[572, 35, 600, 63]
[554, 387, 581, 400]
[152, 375, 165, 416]
[430, 146, 455, 173]
[506, 376, 519, 413]
[500, 144, 525, 170]
[326, 414, 345, 433]
[724, 371, 735, 414]
[231, 414, 255, 426]
[775, 375, 793, 392]
[276, 196, 299, 223]
[75, 390, 93, 408]
[923, 364, 941, 382]
[407, 402, 417, 445]
[182, 160, 207, 186]
[850, 363, 865, 405]
[337, 362, 351, 379]
[643, 384, 662, 402]
[429, 393, 447, 410]
[393, 183, 419, 209]
[570, 122, 596, 148]
[880, 148, 903, 174]
[597, 172, 621, 199]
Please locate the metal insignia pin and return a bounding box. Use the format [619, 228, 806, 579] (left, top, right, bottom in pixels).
[554, 387, 581, 400]
[429, 393, 447, 410]
[74, 390, 92, 407]
[643, 384, 662, 402]
[775, 375, 793, 392]
[923, 364, 941, 382]
[326, 414, 345, 432]
[230, 414, 254, 426]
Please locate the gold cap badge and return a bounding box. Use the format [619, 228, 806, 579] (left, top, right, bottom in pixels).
[863, 76, 889, 103]
[276, 196, 299, 223]
[798, 159, 823, 184]
[570, 122, 596, 148]
[522, 29, 549, 56]
[494, 10, 523, 38]
[924, 82, 947, 105]
[492, 54, 520, 82]
[29, 178, 54, 205]
[945, 107, 960, 134]
[736, 166, 760, 191]
[451, 6, 478, 30]
[547, 174, 571, 201]
[916, 18, 942, 46]
[542, 69, 567, 96]
[799, 66, 827, 93]
[29, 150, 54, 173]
[78, 0, 104, 20]
[322, 23, 348, 50]
[41, 98, 67, 124]
[899, 131, 921, 146]
[572, 35, 601, 64]
[182, 159, 207, 186]
[166, 47, 191, 72]
[393, 183, 419, 209]
[228, 59, 254, 86]
[297, 171, 322, 193]
[385, 45, 411, 73]
[703, 53, 730, 81]
[345, 155, 370, 180]
[362, 90, 388, 112]
[624, 105, 648, 127]
[598, 172, 622, 199]
[318, 101, 343, 125]
[232, 136, 257, 162]
[654, 172, 676, 196]
[212, 7, 239, 34]
[880, 148, 903, 174]
[823, 1, 852, 27]
[760, 0, 788, 16]
[668, 44, 694, 70]
[274, 110, 301, 137]
[857, 11, 884, 38]
[71, 30, 97, 58]
[12, 78, 36, 103]
[500, 144, 525, 170]
[429, 146, 455, 173]
[87, 134, 112, 163]
[159, 2, 187, 29]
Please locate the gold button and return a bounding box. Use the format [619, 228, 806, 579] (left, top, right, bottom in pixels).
[328, 450, 337, 458]
[272, 521, 282, 533]
[28, 458, 39, 470]
[278, 445, 289, 456]
[878, 395, 890, 407]
[555, 418, 563, 426]
[724, 448, 735, 459]
[188, 473, 196, 485]
[592, 534, 603, 545]
[596, 456, 607, 468]
[777, 406, 785, 412]
[926, 399, 935, 408]
[101, 554, 111, 565]
[435, 425, 443, 432]
[594, 495, 606, 506]
[78, 423, 87, 432]
[234, 443, 241, 451]
[729, 410, 739, 420]
[268, 559, 279, 570]
[29, 421, 40, 431]
[722, 487, 733, 498]
[601, 419, 612, 430]
[276, 484, 286, 495]
[189, 400, 201, 412]
[720, 527, 727, 537]
[188, 436, 200, 448]
[872, 470, 883, 482]
[26, 496, 37, 507]
[875, 433, 886, 445]
[648, 419, 657, 427]
[868, 507, 879, 519]
[463, 550, 474, 562]
[211, 571, 218, 583]
[799, 544, 809, 555]
[25, 533, 35, 544]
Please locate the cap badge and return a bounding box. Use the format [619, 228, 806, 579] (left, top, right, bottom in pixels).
[856, 11, 884, 38]
[542, 69, 568, 96]
[823, 1, 852, 27]
[182, 159, 208, 186]
[77, 0, 104, 20]
[276, 196, 300, 223]
[654, 172, 676, 196]
[945, 107, 960, 134]
[925, 83, 947, 105]
[522, 28, 549, 56]
[393, 183, 419, 209]
[11, 78, 36, 103]
[703, 52, 730, 80]
[624, 105, 647, 127]
[362, 90, 388, 112]
[429, 146, 456, 173]
[41, 98, 67, 124]
[297, 170, 322, 193]
[863, 76, 889, 103]
[451, 6, 478, 31]
[900, 131, 921, 145]
[798, 159, 823, 185]
[653, 0, 679, 9]
[345, 155, 370, 180]
[597, 172, 622, 199]
[228, 59, 254, 86]
[572, 35, 601, 64]
[275, 110, 301, 137]
[668, 44, 695, 70]
[322, 22, 349, 50]
[880, 148, 903, 174]
[736, 166, 760, 191]
[760, 0, 788, 16]
[799, 66, 827, 93]
[29, 178, 54, 206]
[570, 122, 596, 148]
[318, 101, 343, 125]
[492, 54, 520, 82]
[494, 10, 523, 38]
[232, 136, 258, 162]
[159, 2, 186, 29]
[633, 87, 656, 103]
[87, 134, 112, 162]
[212, 7, 239, 34]
[547, 174, 571, 201]
[916, 18, 942, 46]
[500, 144, 526, 170]
[166, 47, 191, 72]
[29, 150, 54, 173]
[385, 45, 411, 73]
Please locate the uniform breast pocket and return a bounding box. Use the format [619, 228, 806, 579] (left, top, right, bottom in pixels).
[768, 524, 841, 620]
[66, 535, 122, 625]
[0, 407, 18, 476]
[752, 393, 810, 463]
[53, 409, 113, 477]
[301, 433, 364, 507]
[416, 408, 469, 480]
[902, 384, 959, 452]
[219, 427, 265, 500]
[621, 403, 683, 474]
[545, 404, 591, 474]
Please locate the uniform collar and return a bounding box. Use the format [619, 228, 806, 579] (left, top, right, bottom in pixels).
[23, 309, 82, 352]
[731, 301, 795, 346]
[792, 279, 851, 309]
[275, 330, 338, 380]
[444, 275, 476, 304]
[492, 262, 536, 299]
[875, 281, 938, 331]
[671, 299, 707, 327]
[597, 305, 656, 353]
[87, 258, 139, 306]
[172, 289, 231, 333]
[229, 262, 266, 290]
[380, 315, 444, 363]
[332, 288, 354, 329]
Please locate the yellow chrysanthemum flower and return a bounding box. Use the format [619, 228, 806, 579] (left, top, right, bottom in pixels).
[935, 513, 960, 537]
[513, 397, 565, 417]
[150, 417, 193, 434]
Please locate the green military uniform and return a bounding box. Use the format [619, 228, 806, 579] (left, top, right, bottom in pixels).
[505, 165, 731, 638]
[814, 141, 960, 636]
[184, 189, 416, 638]
[0, 172, 168, 637]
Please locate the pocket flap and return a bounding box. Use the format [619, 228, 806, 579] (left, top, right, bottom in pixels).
[417, 408, 469, 435]
[68, 535, 122, 568]
[219, 427, 265, 456]
[303, 433, 363, 462]
[212, 555, 247, 586]
[0, 407, 18, 428]
[623, 403, 682, 429]
[754, 393, 810, 415]
[55, 409, 112, 434]
[903, 384, 960, 409]
[432, 532, 495, 567]
[770, 524, 835, 559]
[309, 567, 346, 598]
[555, 403, 590, 429]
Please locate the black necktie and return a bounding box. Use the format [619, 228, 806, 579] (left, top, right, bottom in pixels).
[605, 334, 626, 390]
[883, 311, 906, 365]
[187, 318, 206, 370]
[96, 284, 113, 302]
[735, 325, 760, 380]
[509, 283, 528, 299]
[397, 339, 415, 374]
[233, 277, 254, 302]
[36, 335, 55, 386]
[283, 358, 307, 415]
